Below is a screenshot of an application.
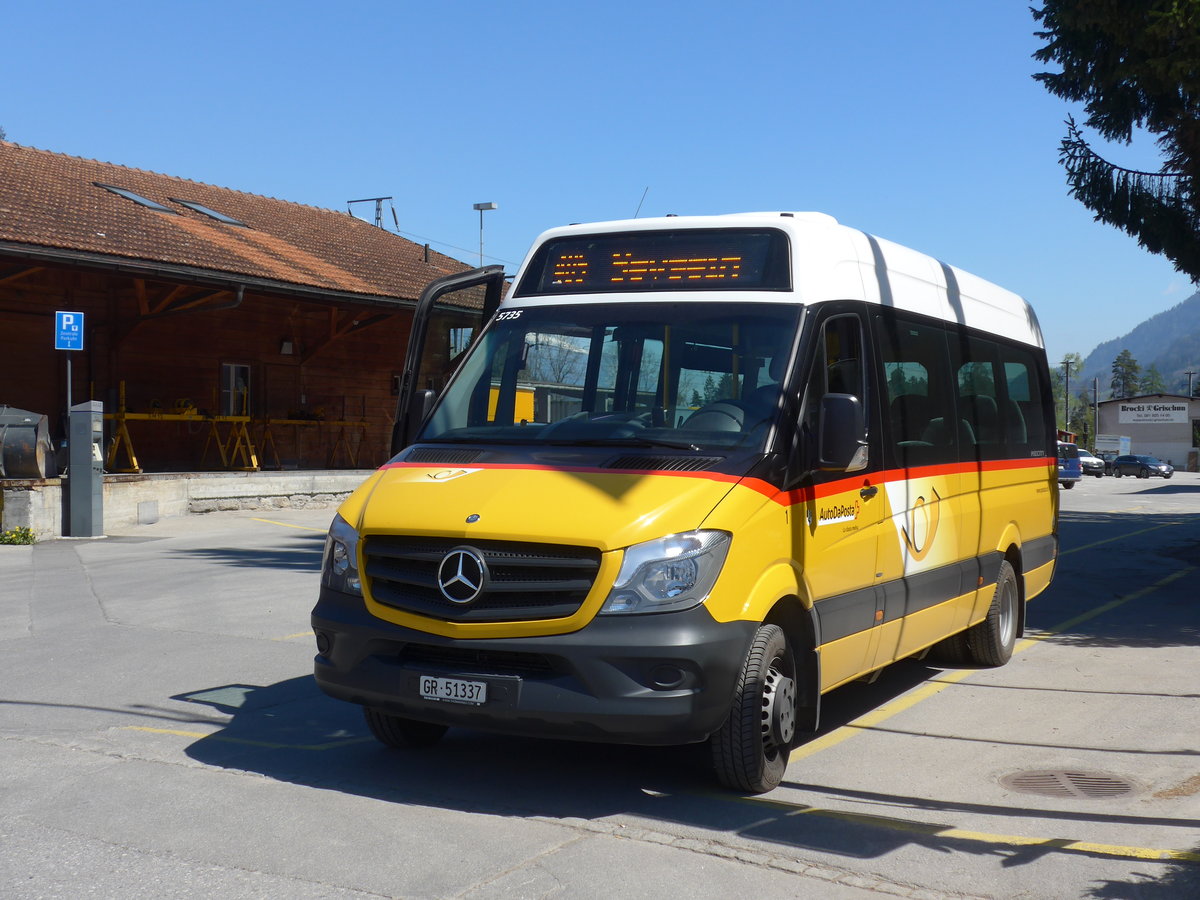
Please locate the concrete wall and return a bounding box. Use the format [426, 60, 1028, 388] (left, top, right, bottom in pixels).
[2, 470, 372, 539]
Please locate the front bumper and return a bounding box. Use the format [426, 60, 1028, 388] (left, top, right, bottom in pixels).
[311, 585, 757, 746]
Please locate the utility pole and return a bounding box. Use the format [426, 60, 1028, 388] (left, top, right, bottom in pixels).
[1092, 378, 1098, 448]
[1186, 370, 1197, 398]
[1062, 357, 1072, 435]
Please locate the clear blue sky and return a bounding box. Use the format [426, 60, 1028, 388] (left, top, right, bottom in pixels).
[3, 1, 1192, 365]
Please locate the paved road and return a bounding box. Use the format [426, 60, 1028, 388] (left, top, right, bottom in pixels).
[1, 473, 1198, 898]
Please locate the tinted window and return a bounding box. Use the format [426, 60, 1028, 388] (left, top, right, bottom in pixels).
[874, 311, 956, 468]
[875, 309, 1052, 467]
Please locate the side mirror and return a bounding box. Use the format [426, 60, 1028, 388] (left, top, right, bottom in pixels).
[391, 388, 438, 456]
[818, 393, 867, 471]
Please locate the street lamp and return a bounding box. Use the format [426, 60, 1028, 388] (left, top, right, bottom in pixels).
[472, 202, 497, 266]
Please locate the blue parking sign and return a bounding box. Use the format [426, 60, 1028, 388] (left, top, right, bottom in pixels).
[55, 311, 85, 351]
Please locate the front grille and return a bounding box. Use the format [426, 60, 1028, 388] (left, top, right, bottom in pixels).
[363, 536, 602, 622]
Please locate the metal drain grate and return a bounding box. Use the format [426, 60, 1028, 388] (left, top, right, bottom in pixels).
[1000, 770, 1137, 799]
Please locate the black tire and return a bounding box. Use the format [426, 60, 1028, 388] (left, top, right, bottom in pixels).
[711, 624, 796, 794]
[965, 560, 1019, 667]
[1139, 468, 1149, 479]
[930, 629, 971, 664]
[363, 707, 448, 748]
[1061, 481, 1075, 489]
[1114, 468, 1122, 478]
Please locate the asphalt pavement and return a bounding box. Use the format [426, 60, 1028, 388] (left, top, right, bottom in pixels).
[2, 473, 1198, 898]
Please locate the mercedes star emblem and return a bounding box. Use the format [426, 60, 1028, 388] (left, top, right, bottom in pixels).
[436, 547, 488, 604]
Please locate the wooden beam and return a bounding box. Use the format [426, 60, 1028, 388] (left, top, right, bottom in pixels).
[0, 265, 43, 286]
[148, 284, 190, 315]
[301, 310, 395, 365]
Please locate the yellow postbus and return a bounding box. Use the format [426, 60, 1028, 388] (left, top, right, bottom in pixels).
[312, 212, 1058, 792]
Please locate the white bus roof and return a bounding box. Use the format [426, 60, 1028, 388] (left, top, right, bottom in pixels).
[508, 212, 1044, 349]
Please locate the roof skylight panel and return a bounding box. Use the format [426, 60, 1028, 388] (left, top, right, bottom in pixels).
[170, 198, 247, 227]
[94, 183, 177, 213]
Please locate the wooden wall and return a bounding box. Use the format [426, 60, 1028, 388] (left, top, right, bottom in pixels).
[1, 263, 418, 472]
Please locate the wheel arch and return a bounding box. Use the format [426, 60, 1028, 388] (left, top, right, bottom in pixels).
[990, 521, 1029, 638]
[763, 595, 821, 734]
[1001, 540, 1027, 639]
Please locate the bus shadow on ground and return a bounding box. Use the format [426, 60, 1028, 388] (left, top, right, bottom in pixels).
[176, 658, 1199, 880]
[170, 508, 1200, 879]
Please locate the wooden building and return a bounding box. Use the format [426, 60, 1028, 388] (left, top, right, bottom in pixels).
[0, 141, 474, 473]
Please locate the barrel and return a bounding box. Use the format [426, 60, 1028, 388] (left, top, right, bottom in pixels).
[0, 406, 55, 479]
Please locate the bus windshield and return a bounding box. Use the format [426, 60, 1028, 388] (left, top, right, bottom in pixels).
[419, 302, 802, 452]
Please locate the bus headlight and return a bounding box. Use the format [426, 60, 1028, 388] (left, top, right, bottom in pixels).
[600, 530, 731, 615]
[322, 514, 362, 596]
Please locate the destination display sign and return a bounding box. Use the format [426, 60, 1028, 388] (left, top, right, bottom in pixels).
[516, 228, 791, 295]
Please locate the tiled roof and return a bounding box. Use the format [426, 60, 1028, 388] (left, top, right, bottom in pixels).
[0, 141, 470, 302]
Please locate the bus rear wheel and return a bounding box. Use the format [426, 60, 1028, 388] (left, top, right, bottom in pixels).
[711, 624, 795, 794]
[965, 560, 1019, 667]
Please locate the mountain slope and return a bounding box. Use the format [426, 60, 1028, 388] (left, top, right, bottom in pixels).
[1078, 291, 1200, 396]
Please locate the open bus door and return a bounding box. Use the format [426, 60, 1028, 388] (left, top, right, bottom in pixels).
[391, 265, 505, 455]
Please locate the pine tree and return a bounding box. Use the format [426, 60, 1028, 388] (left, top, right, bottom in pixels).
[1032, 1, 1200, 279]
[1140, 364, 1167, 394]
[1110, 349, 1142, 398]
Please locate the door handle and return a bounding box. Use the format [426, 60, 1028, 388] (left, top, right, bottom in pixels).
[860, 484, 878, 500]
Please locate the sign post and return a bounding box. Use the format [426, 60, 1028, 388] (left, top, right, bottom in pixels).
[55, 312, 104, 535]
[55, 311, 85, 410]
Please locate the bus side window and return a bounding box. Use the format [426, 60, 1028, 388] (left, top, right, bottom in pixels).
[874, 311, 954, 469]
[954, 334, 1004, 461]
[999, 351, 1047, 454]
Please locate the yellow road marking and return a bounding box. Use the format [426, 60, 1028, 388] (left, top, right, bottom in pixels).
[782, 560, 1200, 865]
[273, 631, 313, 641]
[1020, 565, 1194, 649]
[719, 794, 1200, 864]
[160, 515, 1198, 866]
[251, 517, 328, 533]
[1060, 520, 1179, 556]
[794, 564, 1197, 761]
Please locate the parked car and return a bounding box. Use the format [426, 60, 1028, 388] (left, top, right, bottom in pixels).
[1097, 450, 1119, 475]
[1078, 449, 1105, 477]
[1057, 441, 1082, 489]
[1111, 454, 1174, 479]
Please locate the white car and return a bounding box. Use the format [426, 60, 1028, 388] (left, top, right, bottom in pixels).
[1077, 450, 1105, 477]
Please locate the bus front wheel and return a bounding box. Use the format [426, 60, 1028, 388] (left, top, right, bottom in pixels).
[711, 624, 795, 794]
[363, 707, 448, 748]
